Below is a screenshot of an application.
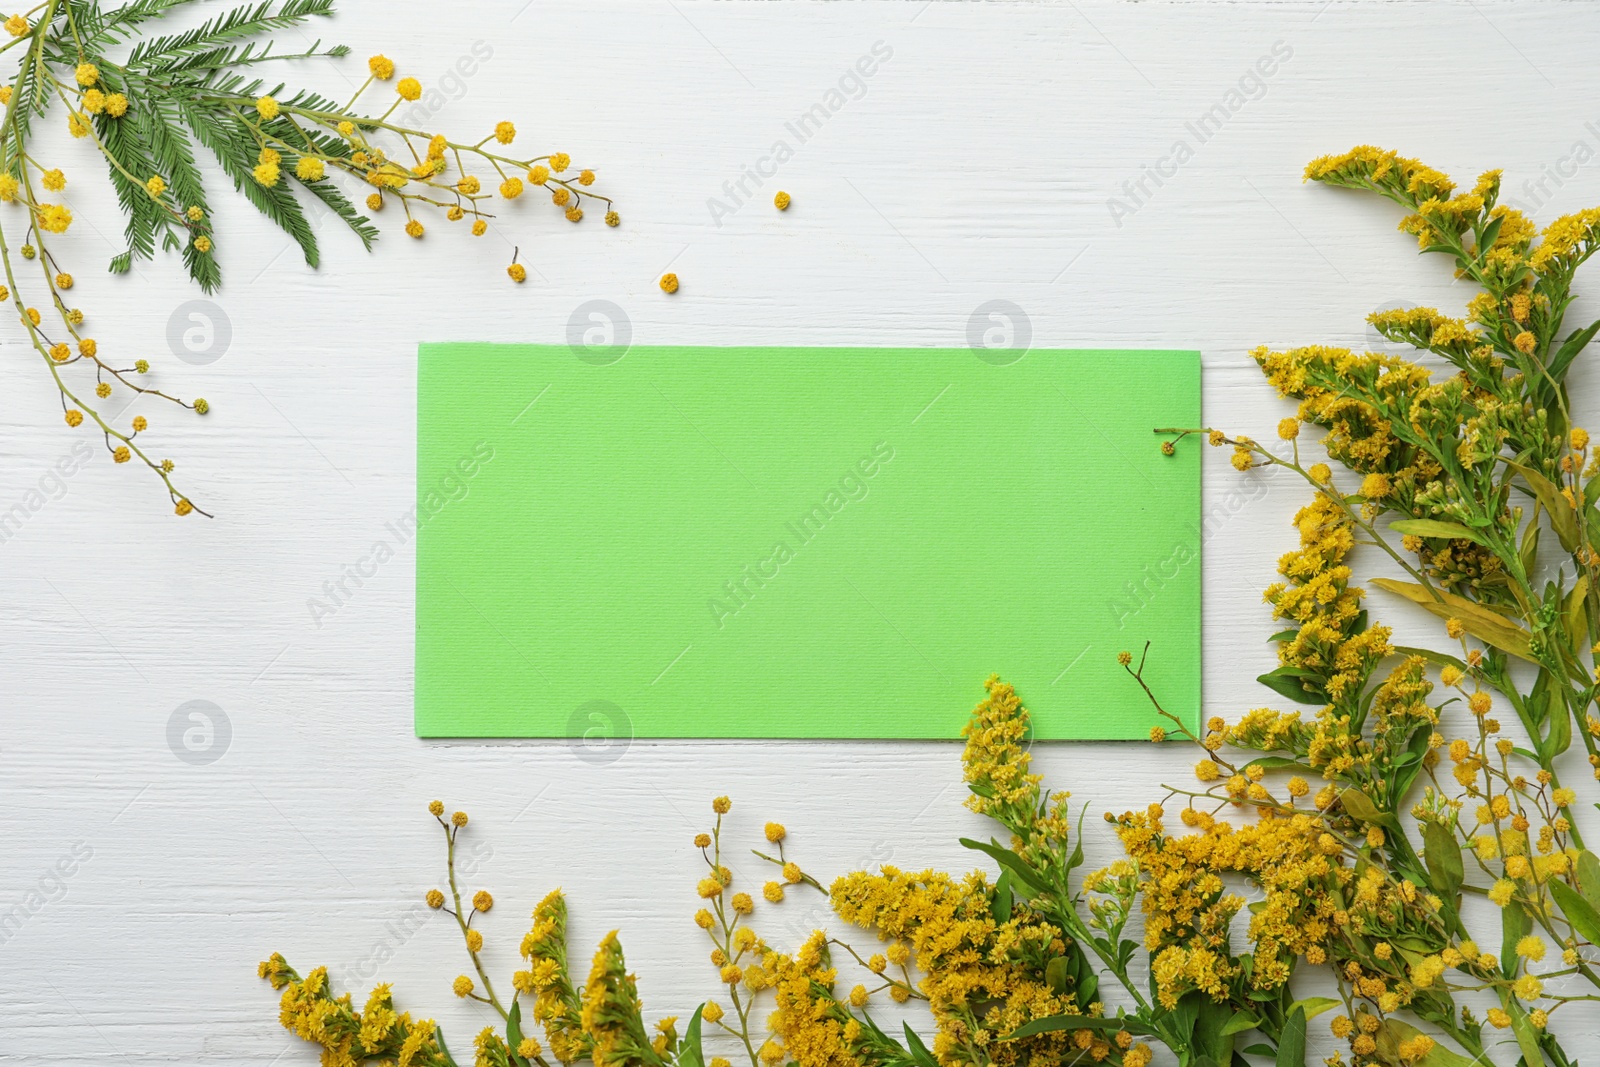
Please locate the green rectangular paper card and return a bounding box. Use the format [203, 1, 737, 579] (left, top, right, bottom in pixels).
[416, 344, 1200, 740]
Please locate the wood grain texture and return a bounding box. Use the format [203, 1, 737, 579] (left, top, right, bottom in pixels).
[2, 0, 1599, 1062]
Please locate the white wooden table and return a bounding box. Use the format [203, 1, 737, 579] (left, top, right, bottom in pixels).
[4, 1, 1598, 1063]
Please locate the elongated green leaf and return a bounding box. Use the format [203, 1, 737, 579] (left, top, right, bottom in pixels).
[1549, 879, 1600, 945]
[1255, 665, 1323, 704]
[1243, 756, 1312, 774]
[678, 1005, 706, 1067]
[1501, 903, 1530, 977]
[958, 838, 1045, 896]
[902, 1024, 939, 1067]
[1550, 317, 1600, 380]
[1275, 1007, 1305, 1067]
[507, 1000, 530, 1067]
[1578, 850, 1600, 911]
[1507, 460, 1580, 551]
[1219, 1014, 1260, 1038]
[1044, 956, 1071, 996]
[1376, 1019, 1480, 1067]
[1286, 997, 1340, 1022]
[1422, 820, 1463, 899]
[1510, 1006, 1544, 1067]
[1371, 578, 1535, 663]
[1389, 518, 1485, 544]
[1340, 788, 1398, 831]
[990, 869, 1013, 925]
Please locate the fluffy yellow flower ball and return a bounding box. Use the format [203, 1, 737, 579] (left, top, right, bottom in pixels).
[295, 157, 325, 181]
[75, 63, 98, 86]
[500, 177, 524, 199]
[4, 14, 28, 36]
[105, 93, 128, 117]
[471, 220, 487, 236]
[660, 273, 680, 294]
[774, 190, 791, 210]
[508, 263, 527, 283]
[368, 54, 395, 80]
[146, 175, 166, 198]
[255, 95, 279, 120]
[67, 112, 89, 138]
[405, 219, 424, 238]
[549, 152, 570, 172]
[194, 235, 212, 253]
[41, 168, 64, 191]
[253, 162, 280, 187]
[396, 77, 422, 101]
[494, 121, 516, 144]
[65, 409, 83, 427]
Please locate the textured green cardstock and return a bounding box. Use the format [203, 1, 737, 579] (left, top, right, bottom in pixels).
[415, 345, 1200, 740]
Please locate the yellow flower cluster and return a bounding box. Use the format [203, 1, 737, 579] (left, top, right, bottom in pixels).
[258, 955, 450, 1067]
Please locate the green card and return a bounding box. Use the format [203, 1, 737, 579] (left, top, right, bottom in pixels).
[415, 344, 1200, 740]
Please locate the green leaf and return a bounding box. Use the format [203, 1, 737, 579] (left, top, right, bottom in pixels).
[1422, 820, 1464, 899]
[1501, 902, 1530, 977]
[1275, 1006, 1305, 1067]
[902, 1024, 939, 1067]
[1242, 756, 1312, 774]
[1508, 460, 1580, 551]
[1255, 665, 1324, 704]
[1044, 956, 1071, 996]
[435, 1026, 462, 1067]
[1391, 645, 1468, 672]
[1376, 1019, 1481, 1067]
[1370, 578, 1536, 663]
[1549, 317, 1600, 380]
[1339, 788, 1398, 831]
[678, 1005, 706, 1067]
[1219, 1014, 1260, 1038]
[958, 839, 1045, 896]
[507, 1000, 530, 1067]
[1389, 518, 1485, 544]
[990, 870, 1014, 925]
[1509, 1005, 1545, 1067]
[1577, 850, 1600, 912]
[1286, 997, 1340, 1022]
[1548, 878, 1600, 945]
